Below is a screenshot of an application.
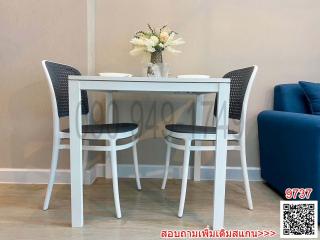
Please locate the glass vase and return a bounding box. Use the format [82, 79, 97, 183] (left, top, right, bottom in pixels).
[150, 51, 163, 64]
[147, 51, 168, 77]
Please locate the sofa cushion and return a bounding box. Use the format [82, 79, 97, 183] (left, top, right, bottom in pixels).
[274, 84, 310, 114]
[299, 81, 320, 115]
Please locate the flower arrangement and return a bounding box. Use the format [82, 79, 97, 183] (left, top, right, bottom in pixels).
[130, 24, 185, 63]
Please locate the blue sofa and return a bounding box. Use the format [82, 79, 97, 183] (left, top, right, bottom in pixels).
[258, 84, 320, 207]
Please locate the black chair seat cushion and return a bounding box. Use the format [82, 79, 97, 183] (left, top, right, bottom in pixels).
[63, 123, 138, 133]
[165, 124, 238, 134]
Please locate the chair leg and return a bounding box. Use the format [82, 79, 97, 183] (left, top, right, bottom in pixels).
[132, 143, 142, 190]
[83, 140, 89, 171]
[83, 115, 90, 176]
[178, 140, 191, 218]
[110, 140, 122, 218]
[105, 152, 110, 178]
[43, 136, 60, 210]
[240, 138, 253, 210]
[161, 144, 171, 190]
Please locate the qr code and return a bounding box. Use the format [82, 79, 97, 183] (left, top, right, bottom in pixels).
[280, 201, 318, 238]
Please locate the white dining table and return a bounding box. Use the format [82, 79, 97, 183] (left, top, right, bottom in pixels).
[68, 76, 230, 229]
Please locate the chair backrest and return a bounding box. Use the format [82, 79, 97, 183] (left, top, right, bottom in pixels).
[42, 60, 89, 118]
[274, 84, 310, 114]
[214, 66, 257, 121]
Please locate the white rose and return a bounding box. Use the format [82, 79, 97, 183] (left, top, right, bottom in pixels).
[130, 37, 145, 46]
[160, 32, 169, 43]
[150, 35, 159, 46]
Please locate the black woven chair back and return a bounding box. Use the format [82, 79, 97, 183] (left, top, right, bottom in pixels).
[214, 66, 254, 120]
[45, 61, 89, 118]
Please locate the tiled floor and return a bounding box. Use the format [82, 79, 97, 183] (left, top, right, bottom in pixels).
[0, 179, 284, 239]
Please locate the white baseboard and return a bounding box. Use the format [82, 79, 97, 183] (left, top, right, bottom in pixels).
[0, 164, 262, 184]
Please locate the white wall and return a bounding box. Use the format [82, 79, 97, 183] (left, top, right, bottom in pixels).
[95, 0, 320, 167]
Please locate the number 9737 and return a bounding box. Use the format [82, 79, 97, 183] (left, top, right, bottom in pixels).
[285, 188, 313, 200]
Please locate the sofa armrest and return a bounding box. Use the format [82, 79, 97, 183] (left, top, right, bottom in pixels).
[257, 110, 320, 200]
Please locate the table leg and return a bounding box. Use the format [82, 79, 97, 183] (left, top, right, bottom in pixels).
[105, 92, 113, 178]
[213, 83, 230, 230]
[69, 81, 83, 227]
[194, 94, 204, 181]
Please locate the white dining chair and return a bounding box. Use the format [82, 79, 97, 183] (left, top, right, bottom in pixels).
[42, 60, 141, 218]
[161, 66, 258, 217]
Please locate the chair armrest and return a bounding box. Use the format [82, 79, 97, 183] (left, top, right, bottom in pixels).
[257, 110, 320, 200]
[258, 110, 320, 133]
